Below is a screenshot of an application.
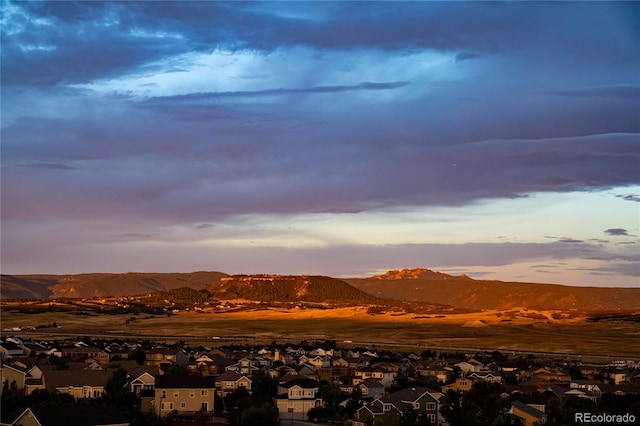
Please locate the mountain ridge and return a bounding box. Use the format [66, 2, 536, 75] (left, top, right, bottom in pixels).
[2, 268, 638, 311]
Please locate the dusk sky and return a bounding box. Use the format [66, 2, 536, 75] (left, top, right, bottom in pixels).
[1, 1, 639, 287]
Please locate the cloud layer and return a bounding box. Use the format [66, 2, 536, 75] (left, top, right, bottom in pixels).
[2, 1, 638, 285]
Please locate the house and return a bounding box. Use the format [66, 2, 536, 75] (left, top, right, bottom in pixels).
[131, 371, 156, 394]
[0, 341, 26, 361]
[418, 364, 452, 384]
[469, 370, 502, 383]
[9, 405, 129, 426]
[353, 367, 394, 388]
[441, 377, 475, 393]
[359, 378, 385, 399]
[455, 359, 484, 375]
[154, 375, 215, 418]
[1, 359, 44, 395]
[226, 358, 260, 376]
[299, 355, 331, 369]
[354, 387, 443, 426]
[43, 370, 111, 399]
[62, 346, 110, 364]
[570, 380, 603, 397]
[215, 370, 252, 397]
[275, 378, 323, 420]
[510, 401, 547, 426]
[144, 348, 188, 367]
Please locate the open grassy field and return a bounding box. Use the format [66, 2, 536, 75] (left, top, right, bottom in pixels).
[3, 306, 639, 358]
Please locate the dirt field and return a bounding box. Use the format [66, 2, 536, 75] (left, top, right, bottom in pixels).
[2, 306, 639, 358]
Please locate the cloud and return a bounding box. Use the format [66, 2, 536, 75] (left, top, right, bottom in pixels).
[109, 233, 158, 240]
[617, 194, 640, 202]
[604, 228, 629, 236]
[146, 81, 410, 102]
[17, 163, 77, 170]
[543, 85, 640, 99]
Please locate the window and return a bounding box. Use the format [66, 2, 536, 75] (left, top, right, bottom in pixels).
[383, 403, 392, 412]
[162, 402, 174, 410]
[201, 402, 208, 411]
[174, 391, 179, 398]
[426, 402, 436, 411]
[190, 391, 195, 398]
[413, 402, 420, 409]
[181, 402, 187, 409]
[201, 390, 207, 396]
[161, 390, 167, 398]
[460, 381, 467, 386]
[428, 414, 436, 423]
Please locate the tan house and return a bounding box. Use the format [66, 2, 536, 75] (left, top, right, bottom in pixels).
[154, 375, 215, 418]
[44, 369, 111, 399]
[510, 401, 547, 426]
[275, 378, 323, 421]
[441, 377, 475, 393]
[215, 370, 252, 397]
[145, 348, 188, 367]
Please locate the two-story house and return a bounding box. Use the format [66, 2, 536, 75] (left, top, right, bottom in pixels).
[354, 387, 443, 426]
[275, 378, 323, 421]
[144, 348, 188, 367]
[44, 370, 111, 399]
[154, 375, 216, 419]
[215, 370, 253, 397]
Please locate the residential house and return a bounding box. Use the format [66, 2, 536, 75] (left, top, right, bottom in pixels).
[215, 370, 252, 397]
[299, 355, 331, 369]
[275, 378, 323, 421]
[354, 387, 443, 426]
[441, 377, 475, 393]
[353, 367, 394, 388]
[317, 366, 351, 385]
[510, 401, 547, 426]
[9, 406, 129, 426]
[131, 371, 156, 395]
[144, 348, 188, 367]
[1, 359, 44, 395]
[469, 370, 502, 383]
[0, 341, 26, 361]
[154, 375, 216, 418]
[226, 358, 260, 376]
[418, 364, 452, 384]
[62, 346, 110, 364]
[455, 359, 484, 375]
[570, 380, 603, 398]
[359, 378, 385, 399]
[44, 370, 111, 399]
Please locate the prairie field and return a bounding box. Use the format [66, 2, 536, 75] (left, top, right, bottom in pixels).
[2, 306, 639, 358]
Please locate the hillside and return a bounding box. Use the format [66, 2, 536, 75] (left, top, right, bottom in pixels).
[345, 268, 640, 310]
[0, 271, 228, 299]
[207, 275, 377, 303]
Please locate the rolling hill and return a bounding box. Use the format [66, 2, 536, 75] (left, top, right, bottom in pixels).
[345, 268, 640, 310]
[206, 275, 377, 303]
[0, 271, 228, 299]
[3, 268, 638, 311]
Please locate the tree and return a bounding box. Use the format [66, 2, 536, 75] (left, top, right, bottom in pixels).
[345, 388, 364, 418]
[131, 348, 146, 366]
[238, 403, 279, 426]
[441, 382, 510, 426]
[250, 372, 278, 407]
[102, 367, 137, 409]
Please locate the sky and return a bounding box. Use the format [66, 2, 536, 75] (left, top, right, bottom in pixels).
[1, 1, 639, 287]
